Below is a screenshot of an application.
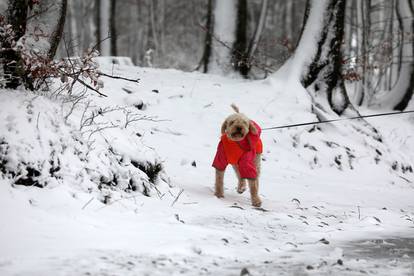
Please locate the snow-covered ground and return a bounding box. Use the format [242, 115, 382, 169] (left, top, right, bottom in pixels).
[1, 64, 414, 275]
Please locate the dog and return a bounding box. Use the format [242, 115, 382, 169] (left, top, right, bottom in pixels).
[212, 104, 263, 207]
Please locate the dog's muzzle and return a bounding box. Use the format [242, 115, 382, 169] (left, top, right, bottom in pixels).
[230, 128, 245, 140]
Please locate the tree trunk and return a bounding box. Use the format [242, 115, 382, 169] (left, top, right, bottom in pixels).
[3, 0, 29, 89]
[208, 0, 237, 74]
[48, 0, 68, 59]
[232, 0, 248, 77]
[370, 0, 414, 110]
[68, 0, 80, 56]
[99, 0, 110, 55]
[149, 0, 160, 59]
[247, 0, 268, 60]
[300, 0, 350, 115]
[392, 0, 414, 110]
[199, 0, 214, 73]
[358, 0, 371, 106]
[109, 0, 117, 56]
[95, 0, 101, 52]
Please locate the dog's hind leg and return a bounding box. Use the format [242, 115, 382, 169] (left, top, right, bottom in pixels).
[232, 165, 246, 193]
[248, 179, 262, 207]
[254, 154, 261, 177]
[215, 169, 225, 198]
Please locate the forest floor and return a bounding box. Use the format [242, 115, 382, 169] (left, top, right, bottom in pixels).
[1, 64, 414, 275]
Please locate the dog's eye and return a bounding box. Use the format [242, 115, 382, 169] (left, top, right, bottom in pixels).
[228, 121, 234, 126]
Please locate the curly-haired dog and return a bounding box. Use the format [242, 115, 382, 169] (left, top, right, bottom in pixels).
[212, 104, 263, 207]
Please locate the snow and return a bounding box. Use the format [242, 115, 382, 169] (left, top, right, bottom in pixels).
[1, 63, 414, 275]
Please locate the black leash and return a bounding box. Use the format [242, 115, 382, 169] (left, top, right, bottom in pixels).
[262, 109, 414, 131]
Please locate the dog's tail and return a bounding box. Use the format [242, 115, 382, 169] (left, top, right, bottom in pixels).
[231, 104, 240, 113]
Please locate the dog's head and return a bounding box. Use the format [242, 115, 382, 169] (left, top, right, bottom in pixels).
[221, 104, 257, 142]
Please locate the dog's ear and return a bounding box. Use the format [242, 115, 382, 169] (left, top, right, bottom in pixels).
[221, 119, 228, 134]
[249, 120, 258, 135]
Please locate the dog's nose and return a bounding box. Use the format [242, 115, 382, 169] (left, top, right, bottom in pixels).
[236, 126, 242, 132]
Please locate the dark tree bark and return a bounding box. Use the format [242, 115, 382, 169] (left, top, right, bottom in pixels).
[3, 0, 29, 89]
[285, 0, 382, 143]
[300, 0, 350, 115]
[198, 0, 213, 73]
[393, 0, 414, 111]
[7, 0, 28, 38]
[231, 0, 248, 77]
[95, 0, 101, 52]
[48, 0, 68, 59]
[110, 0, 117, 56]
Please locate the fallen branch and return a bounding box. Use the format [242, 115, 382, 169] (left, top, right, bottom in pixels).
[76, 78, 107, 97]
[98, 71, 140, 83]
[81, 197, 94, 210]
[171, 189, 184, 207]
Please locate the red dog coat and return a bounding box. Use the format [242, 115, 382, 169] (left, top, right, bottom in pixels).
[212, 121, 263, 179]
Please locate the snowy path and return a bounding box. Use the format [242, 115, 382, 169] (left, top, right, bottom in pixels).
[1, 67, 414, 275]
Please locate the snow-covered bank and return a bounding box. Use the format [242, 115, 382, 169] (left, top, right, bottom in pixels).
[1, 65, 414, 275]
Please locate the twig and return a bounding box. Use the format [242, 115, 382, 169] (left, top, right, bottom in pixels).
[63, 93, 86, 122]
[76, 78, 107, 97]
[82, 197, 94, 210]
[87, 124, 118, 140]
[98, 71, 140, 83]
[26, 3, 56, 21]
[171, 189, 184, 207]
[36, 112, 40, 130]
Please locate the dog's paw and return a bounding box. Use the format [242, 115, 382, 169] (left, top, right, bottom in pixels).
[237, 185, 246, 194]
[215, 192, 224, 198]
[251, 197, 262, 207]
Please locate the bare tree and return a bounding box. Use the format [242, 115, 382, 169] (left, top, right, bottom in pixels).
[246, 0, 268, 62]
[392, 0, 414, 110]
[299, 0, 350, 115]
[48, 0, 68, 59]
[97, 0, 116, 56]
[109, 0, 117, 56]
[207, 0, 267, 77]
[208, 0, 237, 74]
[3, 0, 29, 89]
[198, 0, 213, 73]
[231, 0, 248, 76]
[1, 0, 69, 89]
[95, 0, 101, 52]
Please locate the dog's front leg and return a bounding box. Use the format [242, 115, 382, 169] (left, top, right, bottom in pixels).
[248, 179, 262, 207]
[215, 169, 225, 198]
[232, 165, 246, 193]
